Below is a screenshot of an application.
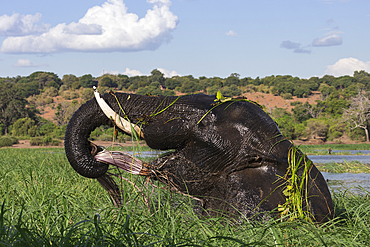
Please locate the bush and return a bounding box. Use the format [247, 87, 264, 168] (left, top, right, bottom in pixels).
[12, 118, 37, 137]
[29, 136, 61, 146]
[281, 93, 293, 100]
[221, 85, 242, 96]
[0, 136, 18, 147]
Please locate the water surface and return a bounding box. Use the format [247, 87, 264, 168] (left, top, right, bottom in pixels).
[322, 172, 370, 194]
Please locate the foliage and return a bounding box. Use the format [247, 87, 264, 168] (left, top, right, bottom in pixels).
[221, 85, 242, 96]
[12, 117, 37, 137]
[315, 160, 370, 173]
[80, 74, 96, 88]
[306, 118, 329, 141]
[2, 70, 370, 142]
[29, 136, 61, 146]
[0, 135, 18, 147]
[277, 147, 312, 222]
[99, 76, 117, 88]
[54, 101, 81, 126]
[0, 82, 36, 135]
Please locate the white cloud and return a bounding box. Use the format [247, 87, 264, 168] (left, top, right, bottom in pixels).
[157, 68, 181, 78]
[312, 33, 343, 47]
[14, 58, 37, 67]
[325, 57, 370, 76]
[0, 13, 49, 36]
[226, 30, 237, 37]
[0, 0, 178, 54]
[101, 67, 180, 77]
[122, 68, 145, 77]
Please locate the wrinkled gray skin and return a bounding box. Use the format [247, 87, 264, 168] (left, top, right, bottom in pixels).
[65, 93, 334, 222]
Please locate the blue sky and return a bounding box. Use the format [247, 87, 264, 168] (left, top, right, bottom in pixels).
[0, 0, 369, 79]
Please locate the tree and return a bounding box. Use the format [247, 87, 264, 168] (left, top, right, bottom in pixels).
[12, 117, 37, 137]
[62, 74, 78, 89]
[99, 76, 117, 88]
[343, 91, 370, 142]
[54, 101, 81, 126]
[80, 74, 96, 88]
[149, 69, 165, 87]
[0, 82, 34, 135]
[306, 118, 329, 141]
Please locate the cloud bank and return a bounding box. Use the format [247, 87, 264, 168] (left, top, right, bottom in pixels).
[0, 0, 178, 54]
[0, 13, 50, 36]
[103, 67, 180, 78]
[325, 57, 370, 76]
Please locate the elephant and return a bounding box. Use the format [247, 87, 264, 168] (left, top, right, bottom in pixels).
[64, 89, 334, 222]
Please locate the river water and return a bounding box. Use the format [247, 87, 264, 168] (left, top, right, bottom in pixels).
[308, 154, 370, 164]
[129, 151, 370, 194]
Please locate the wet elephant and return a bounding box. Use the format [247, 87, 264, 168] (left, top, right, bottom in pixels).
[64, 90, 334, 222]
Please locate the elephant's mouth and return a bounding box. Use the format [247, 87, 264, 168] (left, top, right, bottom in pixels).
[93, 146, 151, 176]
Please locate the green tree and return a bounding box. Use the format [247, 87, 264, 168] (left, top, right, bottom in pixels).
[0, 82, 35, 135]
[62, 74, 78, 89]
[12, 117, 37, 137]
[292, 102, 311, 123]
[224, 74, 240, 87]
[149, 69, 165, 87]
[28, 72, 62, 89]
[221, 85, 241, 96]
[99, 76, 117, 88]
[80, 74, 96, 88]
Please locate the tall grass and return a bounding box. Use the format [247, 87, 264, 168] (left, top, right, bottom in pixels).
[1, 148, 370, 246]
[315, 161, 370, 173]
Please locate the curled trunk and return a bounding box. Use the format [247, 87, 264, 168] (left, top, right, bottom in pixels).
[65, 97, 111, 178]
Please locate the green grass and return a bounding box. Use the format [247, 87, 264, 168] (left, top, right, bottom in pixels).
[315, 161, 370, 173]
[298, 143, 370, 155]
[1, 148, 370, 246]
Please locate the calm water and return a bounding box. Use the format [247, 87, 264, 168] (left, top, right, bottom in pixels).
[315, 149, 370, 154]
[322, 172, 370, 194]
[308, 155, 370, 164]
[129, 151, 370, 194]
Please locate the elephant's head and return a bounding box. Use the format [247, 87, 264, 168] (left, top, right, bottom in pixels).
[65, 90, 333, 222]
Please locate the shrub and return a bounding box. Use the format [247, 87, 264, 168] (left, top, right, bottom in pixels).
[281, 93, 293, 100]
[0, 136, 18, 147]
[29, 136, 61, 146]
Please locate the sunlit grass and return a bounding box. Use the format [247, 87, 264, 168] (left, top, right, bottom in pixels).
[315, 161, 370, 173]
[0, 148, 369, 246]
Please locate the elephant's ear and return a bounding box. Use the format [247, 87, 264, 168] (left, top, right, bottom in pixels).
[64, 97, 111, 178]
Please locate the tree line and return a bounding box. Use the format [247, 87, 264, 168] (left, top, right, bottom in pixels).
[1, 69, 370, 146]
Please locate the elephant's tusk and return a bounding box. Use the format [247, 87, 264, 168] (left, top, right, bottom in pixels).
[93, 86, 143, 138]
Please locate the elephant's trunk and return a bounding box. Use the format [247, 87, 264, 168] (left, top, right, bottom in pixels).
[65, 97, 112, 178]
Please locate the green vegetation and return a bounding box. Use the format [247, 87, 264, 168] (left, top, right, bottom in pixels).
[0, 148, 370, 246]
[315, 161, 370, 173]
[277, 147, 313, 222]
[1, 69, 370, 146]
